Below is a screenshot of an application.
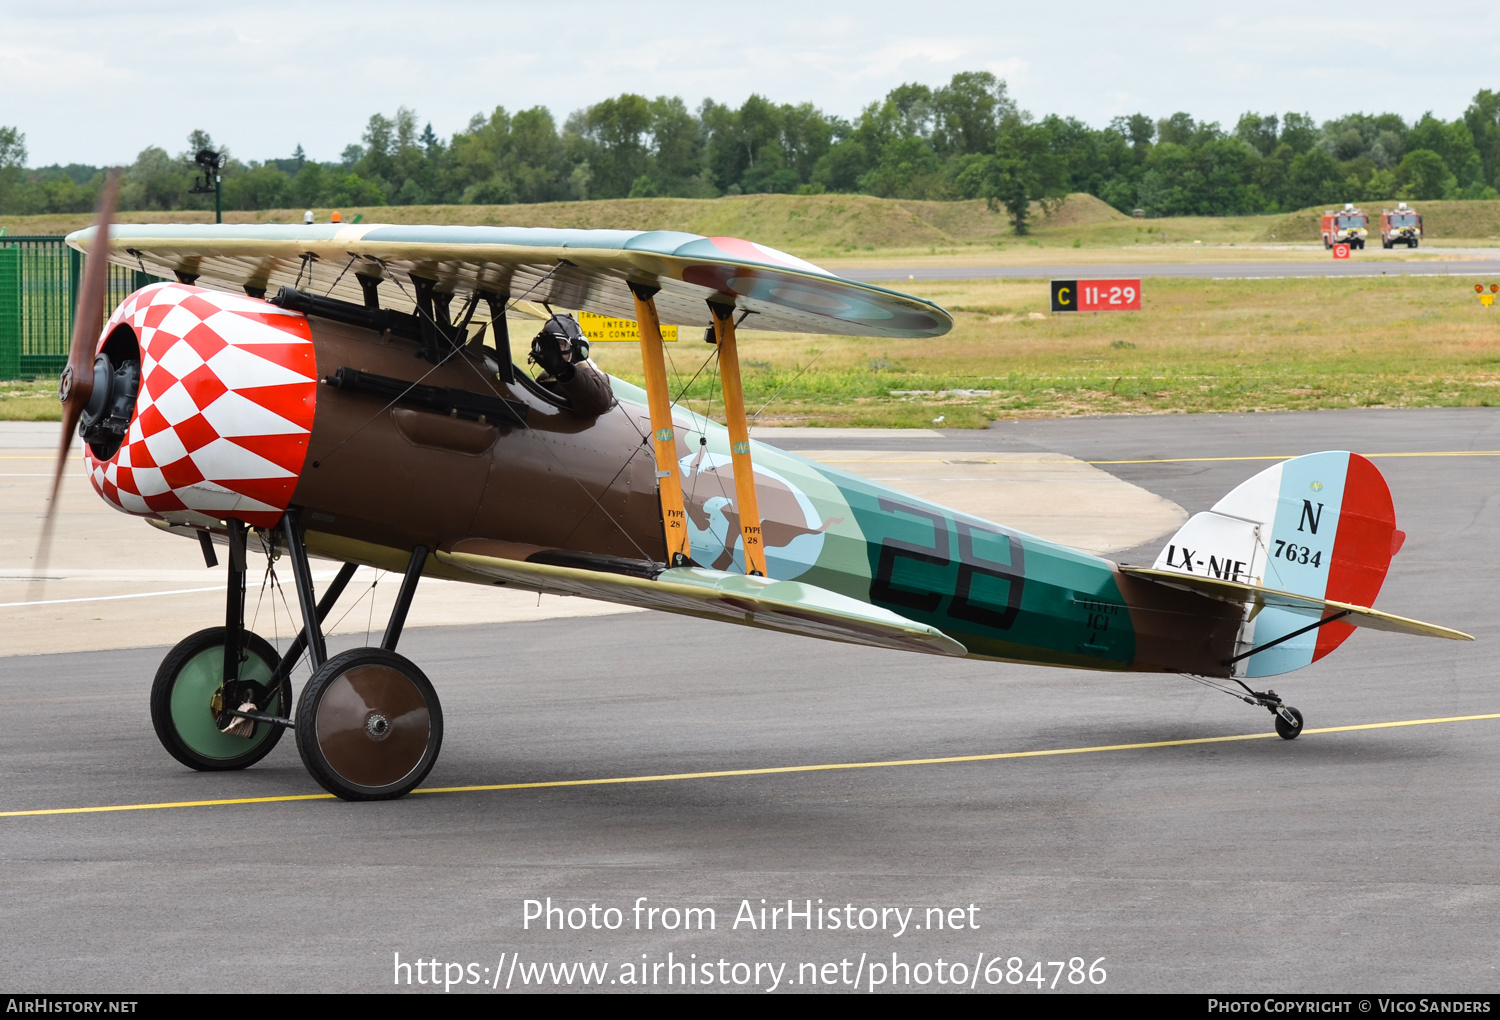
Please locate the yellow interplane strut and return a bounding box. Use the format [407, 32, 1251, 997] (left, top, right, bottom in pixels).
[630, 283, 691, 565]
[710, 302, 766, 576]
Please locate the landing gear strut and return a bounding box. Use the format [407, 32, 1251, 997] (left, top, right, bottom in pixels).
[1185, 675, 1305, 740]
[150, 509, 441, 800]
[287, 531, 439, 801]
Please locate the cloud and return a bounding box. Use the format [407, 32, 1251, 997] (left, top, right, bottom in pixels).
[2, 0, 1497, 165]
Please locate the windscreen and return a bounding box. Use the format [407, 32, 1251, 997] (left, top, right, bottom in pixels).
[1336, 214, 1367, 228]
[1388, 213, 1418, 227]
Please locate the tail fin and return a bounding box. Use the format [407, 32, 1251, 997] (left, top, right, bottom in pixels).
[1151, 451, 1405, 677]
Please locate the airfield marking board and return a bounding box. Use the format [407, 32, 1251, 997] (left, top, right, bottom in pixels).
[1050, 279, 1142, 312]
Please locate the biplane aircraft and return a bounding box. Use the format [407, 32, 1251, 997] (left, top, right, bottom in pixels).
[44, 187, 1471, 800]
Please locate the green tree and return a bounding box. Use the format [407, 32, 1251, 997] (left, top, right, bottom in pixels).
[1463, 88, 1500, 189]
[1235, 113, 1279, 157]
[1284, 147, 1343, 208]
[122, 146, 189, 210]
[858, 135, 942, 198]
[1041, 114, 1135, 204]
[931, 72, 1015, 156]
[291, 162, 327, 207]
[325, 172, 387, 207]
[575, 93, 652, 198]
[1156, 112, 1220, 147]
[811, 140, 869, 192]
[885, 82, 935, 140]
[1396, 149, 1455, 200]
[1405, 113, 1482, 188]
[1254, 143, 1295, 209]
[648, 96, 708, 195]
[223, 164, 291, 210]
[356, 113, 396, 194]
[1109, 113, 1155, 153]
[0, 126, 26, 213]
[1279, 112, 1318, 154]
[1135, 143, 1201, 216]
[963, 121, 1066, 234]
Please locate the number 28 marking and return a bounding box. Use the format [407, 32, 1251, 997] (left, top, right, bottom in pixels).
[871, 498, 1025, 630]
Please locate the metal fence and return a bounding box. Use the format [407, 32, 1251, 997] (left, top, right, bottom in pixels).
[0, 236, 162, 380]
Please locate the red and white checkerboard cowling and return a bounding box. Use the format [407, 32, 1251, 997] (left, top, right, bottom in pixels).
[85, 283, 318, 529]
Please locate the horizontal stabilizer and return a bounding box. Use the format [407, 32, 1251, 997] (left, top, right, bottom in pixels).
[437, 547, 967, 658]
[1120, 566, 1472, 642]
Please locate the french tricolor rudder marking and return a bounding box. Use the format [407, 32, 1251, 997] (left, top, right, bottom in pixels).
[1240, 451, 1399, 676]
[1151, 451, 1403, 678]
[1313, 453, 1399, 662]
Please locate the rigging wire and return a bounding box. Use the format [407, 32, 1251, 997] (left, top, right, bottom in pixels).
[687, 347, 733, 516]
[324, 255, 356, 297]
[442, 298, 657, 563]
[319, 568, 382, 642]
[670, 347, 718, 407]
[751, 348, 826, 420]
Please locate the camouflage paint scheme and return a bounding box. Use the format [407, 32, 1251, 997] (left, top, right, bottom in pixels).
[640, 380, 1136, 672]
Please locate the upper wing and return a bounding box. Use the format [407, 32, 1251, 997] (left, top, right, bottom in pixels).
[1119, 566, 1473, 641]
[66, 223, 952, 339]
[436, 545, 967, 657]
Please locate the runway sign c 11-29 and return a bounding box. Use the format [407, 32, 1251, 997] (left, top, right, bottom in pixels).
[1050, 279, 1142, 313]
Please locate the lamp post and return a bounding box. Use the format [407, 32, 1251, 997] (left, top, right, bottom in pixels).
[189, 149, 224, 223]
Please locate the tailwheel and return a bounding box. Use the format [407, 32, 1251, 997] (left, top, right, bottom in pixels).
[295, 648, 443, 801]
[151, 627, 290, 771]
[1185, 676, 1305, 741]
[1274, 705, 1305, 740]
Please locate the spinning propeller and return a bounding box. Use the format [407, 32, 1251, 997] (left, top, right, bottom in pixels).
[32, 172, 121, 596]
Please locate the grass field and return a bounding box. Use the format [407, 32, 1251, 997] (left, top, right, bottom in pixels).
[5, 275, 1495, 427]
[586, 275, 1500, 428]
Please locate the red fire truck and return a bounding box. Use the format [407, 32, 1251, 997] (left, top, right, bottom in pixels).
[1380, 202, 1423, 248]
[1321, 203, 1369, 249]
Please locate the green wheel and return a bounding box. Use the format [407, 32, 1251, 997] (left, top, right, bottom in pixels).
[150, 627, 290, 771]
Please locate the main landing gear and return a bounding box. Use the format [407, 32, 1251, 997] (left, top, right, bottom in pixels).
[1185, 675, 1305, 740]
[148, 511, 440, 800]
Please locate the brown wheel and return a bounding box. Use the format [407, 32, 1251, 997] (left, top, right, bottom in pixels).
[294, 647, 443, 801]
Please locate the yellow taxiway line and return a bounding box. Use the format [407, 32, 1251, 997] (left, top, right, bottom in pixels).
[3, 712, 1496, 819]
[811, 451, 1500, 466]
[1087, 451, 1500, 465]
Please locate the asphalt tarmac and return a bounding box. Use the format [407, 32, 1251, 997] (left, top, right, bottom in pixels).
[844, 258, 1500, 281]
[2, 408, 1496, 994]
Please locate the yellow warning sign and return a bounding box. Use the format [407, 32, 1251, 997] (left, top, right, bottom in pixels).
[577, 310, 678, 342]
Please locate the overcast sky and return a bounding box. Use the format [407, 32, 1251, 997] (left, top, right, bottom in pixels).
[3, 0, 1497, 167]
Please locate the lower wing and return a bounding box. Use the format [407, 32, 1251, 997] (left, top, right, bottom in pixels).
[438, 544, 967, 658]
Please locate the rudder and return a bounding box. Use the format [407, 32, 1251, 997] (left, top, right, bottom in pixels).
[1152, 451, 1404, 677]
